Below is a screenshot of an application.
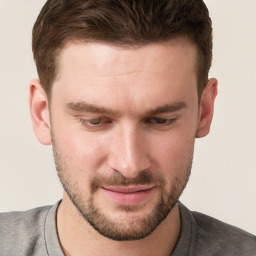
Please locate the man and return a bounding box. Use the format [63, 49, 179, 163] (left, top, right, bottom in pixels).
[0, 0, 255, 255]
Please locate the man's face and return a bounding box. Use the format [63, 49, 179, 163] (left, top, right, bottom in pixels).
[49, 38, 200, 241]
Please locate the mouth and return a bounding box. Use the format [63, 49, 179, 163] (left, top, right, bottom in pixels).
[101, 185, 156, 206]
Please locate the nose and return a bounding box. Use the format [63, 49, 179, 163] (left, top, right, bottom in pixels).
[108, 124, 151, 178]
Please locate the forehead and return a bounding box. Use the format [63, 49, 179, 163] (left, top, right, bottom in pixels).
[51, 38, 198, 113]
[56, 37, 197, 79]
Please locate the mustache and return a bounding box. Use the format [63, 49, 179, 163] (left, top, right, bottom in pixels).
[90, 170, 165, 194]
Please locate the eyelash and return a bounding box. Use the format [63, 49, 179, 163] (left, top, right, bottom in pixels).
[145, 117, 177, 125]
[79, 117, 112, 126]
[79, 116, 177, 129]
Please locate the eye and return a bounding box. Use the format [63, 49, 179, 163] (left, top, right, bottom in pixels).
[88, 118, 104, 125]
[145, 117, 177, 127]
[80, 117, 112, 127]
[150, 118, 169, 124]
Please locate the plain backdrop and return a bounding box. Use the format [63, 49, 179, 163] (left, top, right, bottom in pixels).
[0, 0, 255, 235]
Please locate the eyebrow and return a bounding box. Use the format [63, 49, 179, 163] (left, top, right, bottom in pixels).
[65, 101, 187, 116]
[145, 101, 187, 116]
[66, 102, 118, 115]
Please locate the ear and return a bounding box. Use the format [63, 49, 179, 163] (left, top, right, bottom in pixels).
[196, 78, 218, 138]
[28, 79, 52, 145]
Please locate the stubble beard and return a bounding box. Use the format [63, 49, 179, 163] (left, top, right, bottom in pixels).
[52, 136, 193, 241]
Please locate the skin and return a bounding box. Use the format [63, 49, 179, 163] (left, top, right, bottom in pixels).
[29, 37, 217, 256]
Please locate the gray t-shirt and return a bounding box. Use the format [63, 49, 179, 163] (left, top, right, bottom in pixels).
[0, 201, 255, 255]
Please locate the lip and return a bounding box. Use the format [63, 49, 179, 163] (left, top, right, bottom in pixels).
[101, 185, 155, 206]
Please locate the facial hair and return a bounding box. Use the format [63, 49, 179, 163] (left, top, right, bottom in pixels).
[52, 135, 193, 241]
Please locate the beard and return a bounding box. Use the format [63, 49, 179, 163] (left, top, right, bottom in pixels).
[52, 135, 193, 241]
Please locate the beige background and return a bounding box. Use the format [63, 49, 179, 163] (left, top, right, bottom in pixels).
[0, 0, 255, 234]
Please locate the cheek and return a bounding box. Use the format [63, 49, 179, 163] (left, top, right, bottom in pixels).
[150, 126, 195, 180]
[53, 124, 109, 173]
[157, 136, 194, 166]
[53, 132, 109, 197]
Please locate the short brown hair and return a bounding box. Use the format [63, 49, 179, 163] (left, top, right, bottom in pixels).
[32, 0, 213, 97]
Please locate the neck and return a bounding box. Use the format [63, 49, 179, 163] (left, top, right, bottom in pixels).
[57, 193, 181, 256]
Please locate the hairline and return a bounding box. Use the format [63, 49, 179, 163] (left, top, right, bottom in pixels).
[46, 35, 203, 102]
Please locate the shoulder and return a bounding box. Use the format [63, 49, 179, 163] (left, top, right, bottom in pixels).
[192, 211, 256, 255]
[0, 205, 53, 255]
